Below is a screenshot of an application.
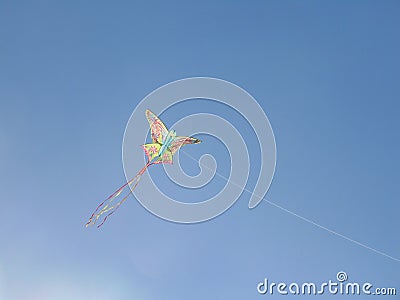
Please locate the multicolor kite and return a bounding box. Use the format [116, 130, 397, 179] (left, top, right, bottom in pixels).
[86, 109, 201, 228]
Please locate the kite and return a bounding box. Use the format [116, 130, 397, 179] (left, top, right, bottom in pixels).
[85, 109, 201, 228]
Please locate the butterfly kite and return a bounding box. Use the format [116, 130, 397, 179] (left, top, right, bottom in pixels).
[86, 109, 201, 228]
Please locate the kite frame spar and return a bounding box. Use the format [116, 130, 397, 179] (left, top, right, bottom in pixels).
[86, 109, 201, 228]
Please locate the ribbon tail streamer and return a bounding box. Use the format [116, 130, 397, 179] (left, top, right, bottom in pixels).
[85, 161, 153, 228]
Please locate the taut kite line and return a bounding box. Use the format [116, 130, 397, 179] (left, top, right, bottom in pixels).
[86, 109, 201, 228]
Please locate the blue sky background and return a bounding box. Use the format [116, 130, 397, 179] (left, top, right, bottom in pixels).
[1, 1, 399, 299]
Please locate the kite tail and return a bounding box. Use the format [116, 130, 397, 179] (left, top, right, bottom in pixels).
[85, 161, 154, 228]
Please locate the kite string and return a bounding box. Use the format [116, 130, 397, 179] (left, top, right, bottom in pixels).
[178, 149, 400, 263]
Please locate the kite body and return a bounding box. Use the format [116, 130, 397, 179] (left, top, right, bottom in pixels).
[86, 109, 201, 228]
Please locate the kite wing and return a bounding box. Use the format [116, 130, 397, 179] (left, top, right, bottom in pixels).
[169, 136, 201, 155]
[142, 143, 161, 161]
[142, 143, 173, 164]
[160, 149, 173, 164]
[146, 109, 168, 144]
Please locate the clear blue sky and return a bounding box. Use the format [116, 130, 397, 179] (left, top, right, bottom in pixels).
[0, 1, 399, 299]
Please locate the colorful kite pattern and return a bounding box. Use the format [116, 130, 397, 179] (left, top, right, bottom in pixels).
[85, 109, 201, 228]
